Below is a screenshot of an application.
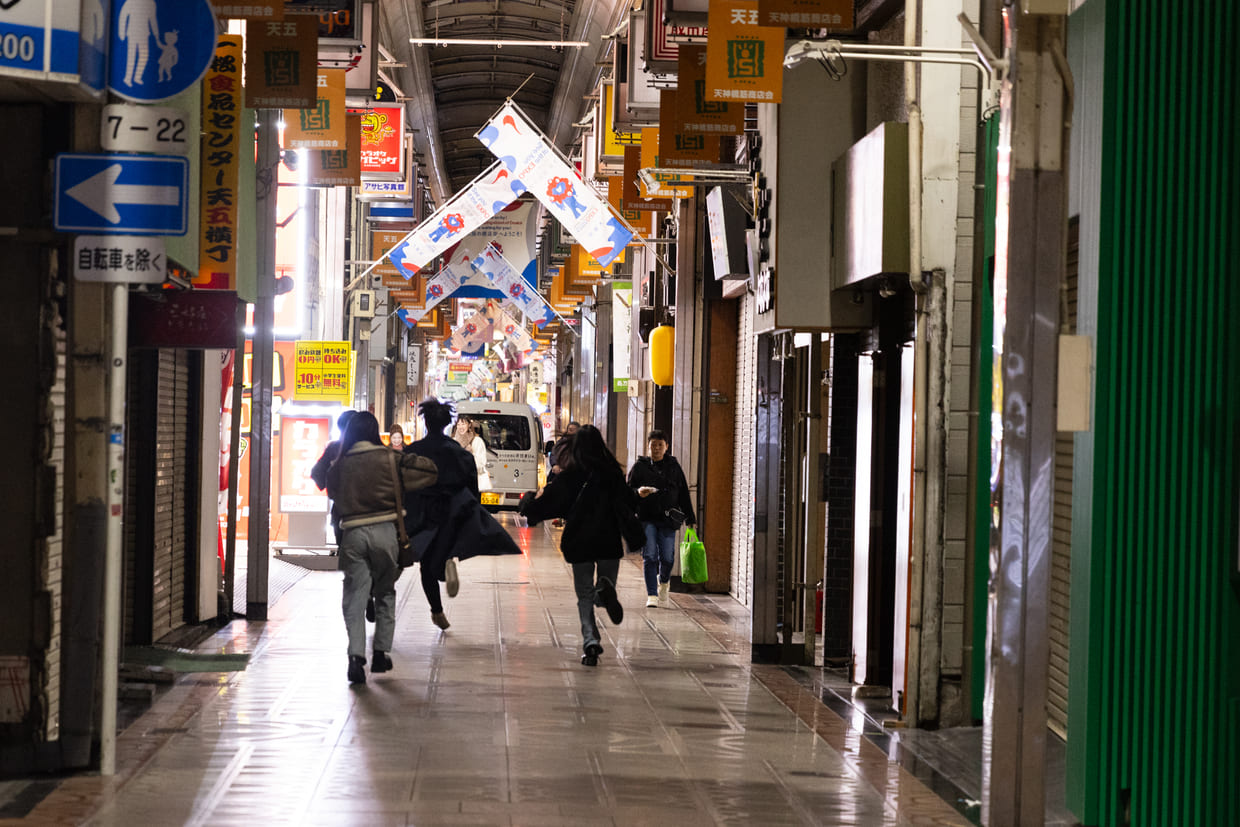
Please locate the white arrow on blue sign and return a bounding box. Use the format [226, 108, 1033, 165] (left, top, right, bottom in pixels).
[55, 153, 189, 236]
[107, 0, 218, 103]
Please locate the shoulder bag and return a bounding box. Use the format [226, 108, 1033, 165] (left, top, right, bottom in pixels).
[387, 451, 415, 567]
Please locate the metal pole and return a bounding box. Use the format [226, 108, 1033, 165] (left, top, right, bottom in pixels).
[982, 13, 1069, 826]
[99, 283, 128, 776]
[224, 300, 244, 616]
[247, 111, 279, 620]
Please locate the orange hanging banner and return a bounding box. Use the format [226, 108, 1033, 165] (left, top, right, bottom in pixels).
[196, 34, 242, 290]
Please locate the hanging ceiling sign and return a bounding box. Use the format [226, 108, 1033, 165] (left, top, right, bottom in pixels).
[678, 45, 745, 135]
[245, 16, 318, 109]
[756, 0, 853, 29]
[283, 68, 347, 149]
[347, 103, 405, 179]
[107, 0, 218, 103]
[705, 0, 784, 104]
[210, 2, 283, 21]
[658, 89, 724, 168]
[645, 0, 708, 71]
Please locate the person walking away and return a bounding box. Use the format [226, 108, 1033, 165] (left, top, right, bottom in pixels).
[310, 409, 357, 548]
[520, 425, 632, 666]
[325, 412, 437, 683]
[627, 429, 696, 608]
[404, 399, 522, 630]
[547, 420, 581, 482]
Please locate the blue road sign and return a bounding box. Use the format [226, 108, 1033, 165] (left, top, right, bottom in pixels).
[0, 0, 109, 92]
[107, 0, 217, 103]
[55, 154, 189, 235]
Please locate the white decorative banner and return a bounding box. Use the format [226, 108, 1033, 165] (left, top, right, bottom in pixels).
[471, 242, 557, 326]
[385, 160, 521, 277]
[497, 308, 534, 353]
[449, 307, 495, 353]
[477, 102, 633, 267]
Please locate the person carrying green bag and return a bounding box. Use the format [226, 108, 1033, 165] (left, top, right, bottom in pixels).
[627, 429, 696, 607]
[680, 528, 708, 585]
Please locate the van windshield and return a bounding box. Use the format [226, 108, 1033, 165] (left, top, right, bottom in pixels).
[465, 414, 532, 452]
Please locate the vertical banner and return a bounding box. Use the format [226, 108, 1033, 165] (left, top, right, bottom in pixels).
[705, 0, 785, 103]
[244, 17, 317, 109]
[678, 44, 745, 135]
[756, 0, 853, 29]
[612, 281, 633, 391]
[305, 113, 361, 186]
[197, 34, 242, 290]
[283, 69, 348, 148]
[470, 243, 557, 326]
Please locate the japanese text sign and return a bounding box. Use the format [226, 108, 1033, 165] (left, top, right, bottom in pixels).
[756, 0, 853, 30]
[279, 415, 331, 513]
[678, 45, 745, 135]
[658, 90, 724, 167]
[245, 16, 317, 108]
[283, 69, 348, 148]
[211, 2, 283, 21]
[347, 104, 406, 177]
[305, 113, 361, 186]
[705, 0, 784, 104]
[293, 340, 352, 402]
[197, 34, 242, 290]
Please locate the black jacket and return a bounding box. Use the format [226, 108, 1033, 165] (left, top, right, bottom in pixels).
[520, 465, 636, 563]
[404, 432, 520, 575]
[626, 454, 694, 529]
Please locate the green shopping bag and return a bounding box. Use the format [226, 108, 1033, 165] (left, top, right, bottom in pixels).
[679, 527, 708, 584]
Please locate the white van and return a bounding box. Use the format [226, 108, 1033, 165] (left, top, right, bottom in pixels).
[454, 401, 546, 510]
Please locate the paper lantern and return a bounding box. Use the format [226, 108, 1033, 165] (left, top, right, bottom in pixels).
[649, 324, 675, 386]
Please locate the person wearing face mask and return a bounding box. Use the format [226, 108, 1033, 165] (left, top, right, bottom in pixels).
[626, 430, 696, 608]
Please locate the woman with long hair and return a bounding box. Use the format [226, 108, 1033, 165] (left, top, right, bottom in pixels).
[519, 425, 634, 666]
[326, 411, 436, 684]
[454, 416, 491, 490]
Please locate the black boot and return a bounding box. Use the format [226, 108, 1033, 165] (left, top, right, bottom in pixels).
[581, 643, 603, 667]
[347, 655, 366, 684]
[371, 650, 393, 673]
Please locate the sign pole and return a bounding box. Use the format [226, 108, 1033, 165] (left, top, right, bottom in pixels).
[99, 283, 128, 776]
[247, 112, 279, 620]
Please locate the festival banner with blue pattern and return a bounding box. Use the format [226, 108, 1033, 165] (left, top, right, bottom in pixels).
[448, 307, 495, 353]
[471, 242, 557, 327]
[497, 309, 534, 353]
[397, 266, 463, 326]
[476, 103, 633, 267]
[383, 159, 522, 278]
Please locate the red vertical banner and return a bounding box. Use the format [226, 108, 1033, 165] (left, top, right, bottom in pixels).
[196, 34, 242, 290]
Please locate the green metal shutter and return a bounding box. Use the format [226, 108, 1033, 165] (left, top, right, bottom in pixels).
[1066, 1, 1240, 825]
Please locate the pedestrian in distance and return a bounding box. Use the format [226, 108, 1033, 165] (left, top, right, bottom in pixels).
[403, 399, 522, 630]
[454, 416, 492, 491]
[388, 423, 406, 450]
[627, 429, 696, 608]
[519, 425, 633, 667]
[325, 411, 437, 684]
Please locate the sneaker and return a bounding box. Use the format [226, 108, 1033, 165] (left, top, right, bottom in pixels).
[645, 595, 659, 608]
[431, 611, 450, 630]
[444, 558, 460, 598]
[365, 596, 376, 623]
[581, 642, 603, 666]
[347, 655, 366, 684]
[658, 581, 670, 605]
[598, 582, 624, 625]
[371, 651, 392, 673]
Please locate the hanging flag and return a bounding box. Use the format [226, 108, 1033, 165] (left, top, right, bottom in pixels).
[448, 308, 495, 353]
[401, 267, 463, 323]
[470, 242, 558, 328]
[477, 102, 633, 267]
[497, 309, 534, 353]
[379, 159, 521, 278]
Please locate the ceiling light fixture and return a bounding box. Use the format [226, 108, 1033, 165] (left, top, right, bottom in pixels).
[408, 38, 591, 48]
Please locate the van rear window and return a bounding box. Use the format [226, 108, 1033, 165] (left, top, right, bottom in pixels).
[461, 414, 531, 452]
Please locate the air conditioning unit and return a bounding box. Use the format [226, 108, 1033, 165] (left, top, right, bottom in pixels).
[350, 289, 376, 319]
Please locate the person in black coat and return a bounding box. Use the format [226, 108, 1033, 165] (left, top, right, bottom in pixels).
[626, 429, 696, 608]
[519, 425, 632, 666]
[310, 408, 357, 547]
[405, 398, 522, 630]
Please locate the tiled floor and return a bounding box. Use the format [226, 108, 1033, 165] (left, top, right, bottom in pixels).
[6, 516, 971, 826]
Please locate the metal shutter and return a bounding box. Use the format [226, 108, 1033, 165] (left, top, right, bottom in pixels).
[1047, 218, 1079, 740]
[731, 292, 757, 606]
[43, 323, 66, 740]
[151, 349, 190, 642]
